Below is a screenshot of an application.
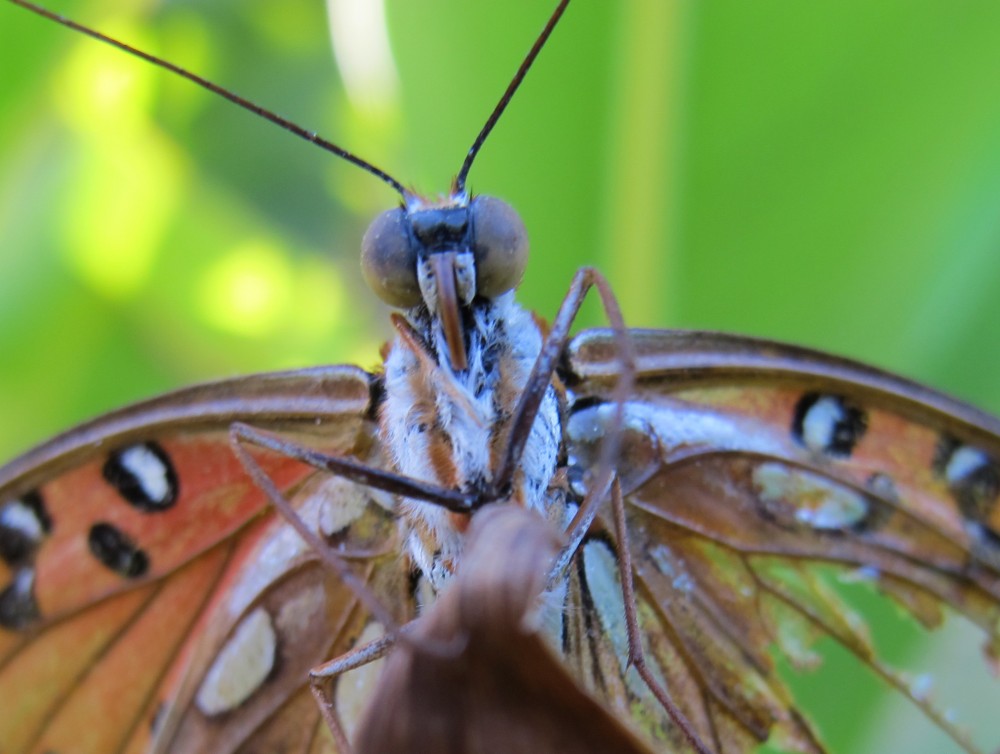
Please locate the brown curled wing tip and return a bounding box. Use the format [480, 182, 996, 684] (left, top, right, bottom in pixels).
[354, 505, 657, 754]
[431, 252, 469, 371]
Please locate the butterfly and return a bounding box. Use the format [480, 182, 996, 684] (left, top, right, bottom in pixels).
[1, 1, 1000, 752]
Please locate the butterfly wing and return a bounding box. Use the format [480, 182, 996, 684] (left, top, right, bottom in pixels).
[6, 328, 1000, 754]
[0, 365, 404, 754]
[562, 329, 1000, 754]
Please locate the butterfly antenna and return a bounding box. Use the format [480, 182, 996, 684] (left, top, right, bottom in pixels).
[453, 0, 570, 195]
[9, 0, 408, 197]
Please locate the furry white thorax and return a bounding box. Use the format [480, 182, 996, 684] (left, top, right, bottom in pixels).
[380, 291, 562, 596]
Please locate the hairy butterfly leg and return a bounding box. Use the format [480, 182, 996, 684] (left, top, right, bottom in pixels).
[493, 267, 633, 516]
[231, 423, 476, 513]
[229, 425, 474, 748]
[501, 267, 715, 749]
[308, 633, 396, 753]
[229, 425, 401, 636]
[497, 267, 714, 749]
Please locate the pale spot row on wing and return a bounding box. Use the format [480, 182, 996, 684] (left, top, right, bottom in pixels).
[195, 606, 277, 717]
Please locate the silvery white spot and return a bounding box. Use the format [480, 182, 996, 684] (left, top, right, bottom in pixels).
[801, 395, 845, 454]
[12, 567, 34, 598]
[583, 541, 673, 717]
[566, 402, 655, 450]
[335, 621, 387, 741]
[119, 445, 172, 505]
[566, 402, 656, 494]
[610, 400, 780, 456]
[753, 462, 868, 530]
[568, 398, 784, 498]
[196, 607, 276, 716]
[582, 540, 628, 670]
[944, 444, 990, 486]
[309, 475, 377, 538]
[867, 472, 898, 501]
[566, 407, 607, 445]
[650, 544, 694, 594]
[0, 500, 44, 542]
[672, 572, 694, 593]
[841, 565, 880, 583]
[649, 544, 677, 579]
[648, 401, 782, 456]
[0, 567, 40, 629]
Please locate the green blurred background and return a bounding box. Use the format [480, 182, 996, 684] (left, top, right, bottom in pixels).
[1, 0, 999, 751]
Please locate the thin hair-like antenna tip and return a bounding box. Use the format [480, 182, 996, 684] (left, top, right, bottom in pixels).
[453, 0, 570, 193]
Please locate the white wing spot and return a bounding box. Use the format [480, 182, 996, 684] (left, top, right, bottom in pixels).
[649, 544, 677, 579]
[801, 395, 845, 454]
[582, 540, 628, 670]
[311, 475, 375, 538]
[11, 567, 35, 598]
[841, 565, 880, 583]
[944, 445, 990, 486]
[196, 607, 277, 716]
[649, 544, 694, 594]
[119, 445, 171, 504]
[335, 621, 388, 742]
[0, 500, 44, 542]
[753, 462, 869, 530]
[672, 572, 694, 593]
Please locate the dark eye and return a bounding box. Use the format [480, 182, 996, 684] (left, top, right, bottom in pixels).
[469, 196, 528, 299]
[360, 207, 421, 308]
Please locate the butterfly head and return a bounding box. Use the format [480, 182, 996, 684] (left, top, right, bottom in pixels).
[361, 192, 529, 370]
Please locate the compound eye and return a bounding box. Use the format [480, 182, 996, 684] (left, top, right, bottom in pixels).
[470, 196, 528, 299]
[360, 207, 421, 308]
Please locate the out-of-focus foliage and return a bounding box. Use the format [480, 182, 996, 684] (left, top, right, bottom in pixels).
[1, 1, 999, 752]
